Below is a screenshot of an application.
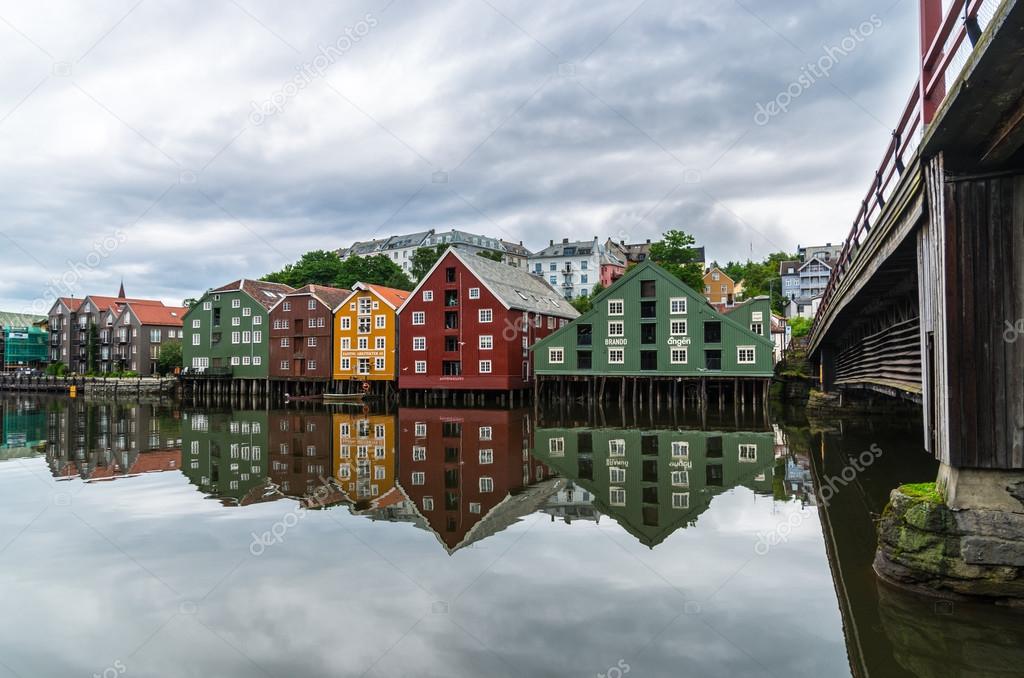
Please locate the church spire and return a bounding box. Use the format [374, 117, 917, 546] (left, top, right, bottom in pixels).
[117, 279, 126, 299]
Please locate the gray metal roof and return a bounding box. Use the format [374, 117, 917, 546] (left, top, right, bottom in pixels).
[454, 249, 579, 319]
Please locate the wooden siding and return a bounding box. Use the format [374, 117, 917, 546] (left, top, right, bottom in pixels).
[397, 251, 568, 391]
[268, 411, 333, 498]
[268, 294, 334, 380]
[183, 291, 270, 378]
[333, 289, 397, 382]
[333, 412, 397, 507]
[940, 171, 1024, 470]
[533, 261, 774, 377]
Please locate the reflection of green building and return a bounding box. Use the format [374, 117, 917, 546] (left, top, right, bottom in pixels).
[181, 410, 276, 506]
[534, 427, 775, 547]
[0, 399, 47, 459]
[2, 324, 48, 370]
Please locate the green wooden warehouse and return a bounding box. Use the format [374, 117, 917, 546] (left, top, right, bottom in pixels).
[531, 260, 774, 408]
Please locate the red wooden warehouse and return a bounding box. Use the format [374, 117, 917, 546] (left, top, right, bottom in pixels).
[397, 248, 577, 394]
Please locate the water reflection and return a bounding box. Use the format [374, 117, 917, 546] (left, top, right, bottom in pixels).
[4, 395, 1024, 678]
[534, 423, 777, 547]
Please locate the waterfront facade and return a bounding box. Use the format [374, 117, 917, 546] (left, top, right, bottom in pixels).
[333, 412, 397, 509]
[332, 282, 409, 383]
[532, 261, 774, 378]
[183, 279, 294, 378]
[181, 410, 274, 507]
[1, 312, 46, 370]
[397, 248, 578, 392]
[111, 302, 187, 375]
[703, 267, 736, 307]
[268, 285, 349, 382]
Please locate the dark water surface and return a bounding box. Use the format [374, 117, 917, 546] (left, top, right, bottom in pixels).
[1, 395, 1022, 678]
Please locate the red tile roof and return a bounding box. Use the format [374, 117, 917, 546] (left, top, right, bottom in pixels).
[86, 295, 165, 313]
[359, 283, 410, 310]
[287, 284, 350, 311]
[59, 297, 83, 312]
[126, 303, 188, 327]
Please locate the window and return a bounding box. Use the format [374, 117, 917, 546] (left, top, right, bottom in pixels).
[704, 321, 722, 343]
[470, 334, 490, 351]
[415, 360, 426, 373]
[479, 477, 494, 492]
[752, 311, 763, 322]
[414, 422, 427, 438]
[548, 437, 565, 456]
[640, 280, 656, 297]
[231, 356, 240, 366]
[308, 337, 317, 347]
[308, 360, 317, 370]
[192, 319, 200, 328]
[670, 297, 687, 314]
[341, 317, 351, 330]
[670, 348, 688, 364]
[307, 299, 316, 310]
[340, 338, 350, 349]
[712, 271, 720, 281]
[672, 470, 689, 487]
[375, 315, 386, 329]
[468, 287, 480, 299]
[548, 347, 564, 364]
[253, 331, 261, 343]
[609, 488, 626, 506]
[374, 357, 385, 370]
[281, 337, 290, 348]
[203, 301, 211, 310]
[608, 348, 624, 364]
[413, 337, 426, 351]
[280, 360, 289, 369]
[423, 497, 434, 511]
[737, 346, 756, 364]
[232, 299, 241, 308]
[412, 311, 425, 325]
[445, 267, 456, 282]
[608, 299, 624, 315]
[253, 356, 261, 365]
[469, 502, 481, 514]
[232, 317, 240, 326]
[672, 492, 690, 509]
[242, 331, 251, 343]
[413, 446, 426, 461]
[192, 333, 201, 346]
[375, 337, 385, 350]
[479, 360, 492, 374]
[243, 307, 251, 317]
[423, 290, 433, 302]
[479, 449, 493, 464]
[252, 315, 262, 326]
[412, 472, 425, 485]
[671, 320, 687, 336]
[478, 308, 493, 323]
[750, 322, 763, 335]
[609, 467, 626, 483]
[671, 441, 690, 459]
[608, 321, 624, 337]
[231, 331, 240, 344]
[609, 439, 626, 456]
[739, 444, 757, 462]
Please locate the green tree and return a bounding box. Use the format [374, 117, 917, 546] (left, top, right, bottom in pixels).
[788, 316, 812, 338]
[156, 339, 183, 375]
[571, 294, 592, 314]
[589, 281, 606, 300]
[476, 250, 504, 263]
[182, 298, 199, 309]
[410, 245, 448, 282]
[649, 230, 705, 291]
[262, 251, 412, 291]
[722, 251, 797, 314]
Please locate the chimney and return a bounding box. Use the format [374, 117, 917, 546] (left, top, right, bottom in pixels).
[562, 238, 569, 244]
[645, 239, 651, 244]
[549, 239, 554, 246]
[519, 240, 523, 246]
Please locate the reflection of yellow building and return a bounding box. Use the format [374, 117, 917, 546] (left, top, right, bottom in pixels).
[333, 283, 409, 382]
[332, 413, 397, 509]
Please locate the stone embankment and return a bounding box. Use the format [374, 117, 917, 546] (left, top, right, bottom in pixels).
[0, 375, 179, 399]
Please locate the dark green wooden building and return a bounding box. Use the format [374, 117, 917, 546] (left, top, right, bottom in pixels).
[531, 261, 774, 406]
[533, 425, 775, 547]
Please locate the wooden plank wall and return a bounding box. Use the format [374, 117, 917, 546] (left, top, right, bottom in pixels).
[919, 155, 950, 464]
[942, 169, 1024, 470]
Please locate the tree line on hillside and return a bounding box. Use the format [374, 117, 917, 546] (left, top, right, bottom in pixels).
[255, 234, 797, 317]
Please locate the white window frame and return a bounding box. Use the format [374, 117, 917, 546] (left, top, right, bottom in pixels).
[607, 299, 624, 316]
[479, 335, 493, 350]
[672, 492, 690, 509]
[609, 487, 626, 506]
[609, 467, 626, 483]
[739, 444, 757, 462]
[548, 347, 564, 364]
[468, 287, 480, 299]
[478, 308, 493, 323]
[411, 311, 425, 325]
[423, 291, 433, 302]
[479, 449, 493, 464]
[609, 439, 626, 456]
[608, 348, 624, 364]
[670, 319, 687, 336]
[670, 297, 687, 314]
[607, 321, 624, 337]
[479, 476, 494, 492]
[479, 360, 492, 374]
[413, 337, 426, 351]
[670, 348, 688, 364]
[737, 346, 756, 364]
[671, 441, 690, 459]
[414, 360, 426, 373]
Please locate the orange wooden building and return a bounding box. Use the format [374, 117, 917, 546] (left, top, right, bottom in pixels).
[332, 282, 409, 391]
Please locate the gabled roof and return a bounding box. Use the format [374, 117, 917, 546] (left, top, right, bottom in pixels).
[703, 266, 734, 284]
[400, 248, 578, 319]
[123, 303, 188, 327]
[0, 311, 45, 328]
[56, 297, 83, 313]
[84, 295, 165, 313]
[343, 282, 410, 311]
[531, 237, 599, 258]
[500, 240, 532, 257]
[210, 279, 295, 310]
[275, 284, 350, 312]
[778, 260, 800, 276]
[798, 257, 833, 271]
[382, 229, 433, 251]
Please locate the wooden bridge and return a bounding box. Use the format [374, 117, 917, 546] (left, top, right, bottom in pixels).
[808, 0, 1024, 494]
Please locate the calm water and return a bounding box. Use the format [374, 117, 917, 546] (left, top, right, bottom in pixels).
[1, 395, 1022, 678]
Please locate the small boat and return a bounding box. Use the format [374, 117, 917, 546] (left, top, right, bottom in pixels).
[284, 393, 323, 402]
[322, 393, 366, 403]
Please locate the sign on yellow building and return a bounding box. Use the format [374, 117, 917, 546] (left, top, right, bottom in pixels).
[332, 282, 409, 382]
[332, 413, 397, 510]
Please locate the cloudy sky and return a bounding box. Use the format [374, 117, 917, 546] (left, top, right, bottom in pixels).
[0, 0, 919, 311]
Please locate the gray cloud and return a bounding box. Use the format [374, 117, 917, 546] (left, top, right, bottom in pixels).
[0, 0, 916, 308]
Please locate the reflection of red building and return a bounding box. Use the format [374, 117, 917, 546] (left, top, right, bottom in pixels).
[268, 411, 334, 501]
[396, 408, 557, 553]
